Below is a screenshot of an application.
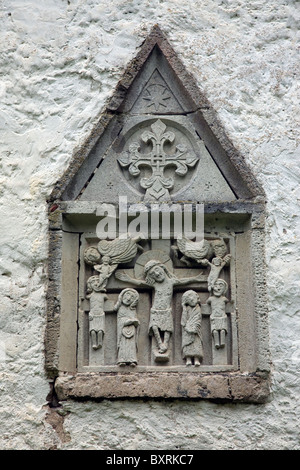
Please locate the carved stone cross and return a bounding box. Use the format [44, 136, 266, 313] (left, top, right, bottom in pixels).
[118, 119, 199, 201]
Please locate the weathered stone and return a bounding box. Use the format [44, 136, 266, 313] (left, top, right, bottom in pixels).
[45, 25, 270, 404]
[229, 373, 271, 404]
[1, 0, 298, 450]
[55, 371, 269, 403]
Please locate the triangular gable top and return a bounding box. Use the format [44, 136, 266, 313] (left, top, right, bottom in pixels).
[49, 25, 265, 204]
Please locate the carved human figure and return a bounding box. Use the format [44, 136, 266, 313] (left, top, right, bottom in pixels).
[202, 256, 227, 292]
[201, 238, 231, 292]
[115, 259, 203, 356]
[86, 275, 108, 350]
[94, 255, 118, 291]
[181, 290, 203, 366]
[207, 279, 229, 349]
[113, 288, 140, 366]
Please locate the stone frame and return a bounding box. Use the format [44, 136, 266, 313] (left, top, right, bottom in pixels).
[45, 26, 270, 403]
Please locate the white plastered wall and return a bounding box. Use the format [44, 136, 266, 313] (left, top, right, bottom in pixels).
[0, 0, 299, 449]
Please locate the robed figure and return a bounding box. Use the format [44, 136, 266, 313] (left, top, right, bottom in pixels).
[181, 290, 203, 366]
[114, 289, 140, 366]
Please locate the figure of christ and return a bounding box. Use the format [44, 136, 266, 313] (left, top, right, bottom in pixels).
[115, 260, 203, 356]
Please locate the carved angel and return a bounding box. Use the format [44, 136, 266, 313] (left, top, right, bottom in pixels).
[94, 256, 118, 291]
[84, 236, 141, 292]
[92, 235, 142, 290]
[211, 238, 230, 260]
[97, 235, 140, 265]
[172, 236, 212, 266]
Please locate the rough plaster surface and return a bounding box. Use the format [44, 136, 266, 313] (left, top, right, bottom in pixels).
[0, 0, 299, 450]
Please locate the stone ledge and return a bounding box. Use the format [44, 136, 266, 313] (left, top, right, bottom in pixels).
[55, 371, 270, 403]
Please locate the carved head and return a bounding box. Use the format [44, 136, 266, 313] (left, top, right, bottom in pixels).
[115, 288, 139, 310]
[144, 260, 170, 284]
[212, 239, 228, 258]
[181, 290, 200, 308]
[212, 279, 228, 296]
[84, 246, 101, 266]
[86, 275, 102, 293]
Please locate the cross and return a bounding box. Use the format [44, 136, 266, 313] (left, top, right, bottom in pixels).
[112, 247, 207, 362]
[118, 119, 199, 201]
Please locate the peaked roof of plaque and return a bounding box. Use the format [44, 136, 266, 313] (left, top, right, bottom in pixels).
[49, 24, 265, 204]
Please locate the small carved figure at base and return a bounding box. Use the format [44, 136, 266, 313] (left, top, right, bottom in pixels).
[181, 290, 203, 367]
[114, 288, 140, 367]
[207, 279, 229, 349]
[86, 276, 108, 350]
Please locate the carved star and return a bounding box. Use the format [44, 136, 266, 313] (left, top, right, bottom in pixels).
[142, 84, 171, 111]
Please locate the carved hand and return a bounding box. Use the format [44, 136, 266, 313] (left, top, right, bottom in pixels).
[124, 319, 140, 327]
[199, 259, 209, 266]
[223, 254, 231, 264]
[115, 271, 132, 282]
[185, 326, 196, 334]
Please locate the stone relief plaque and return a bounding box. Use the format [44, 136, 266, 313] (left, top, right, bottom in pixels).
[46, 26, 270, 403]
[77, 234, 236, 371]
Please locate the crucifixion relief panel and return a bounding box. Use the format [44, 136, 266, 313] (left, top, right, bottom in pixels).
[47, 28, 270, 402]
[78, 233, 237, 371]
